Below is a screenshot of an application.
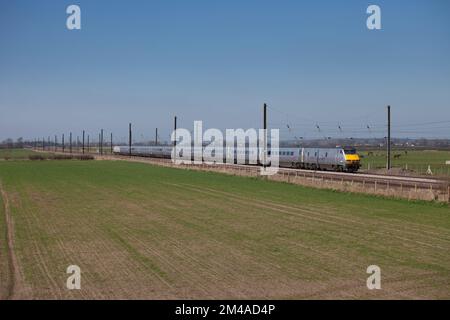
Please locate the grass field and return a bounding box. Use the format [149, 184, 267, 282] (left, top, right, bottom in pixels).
[360, 149, 450, 176]
[0, 159, 449, 299]
[0, 148, 39, 160]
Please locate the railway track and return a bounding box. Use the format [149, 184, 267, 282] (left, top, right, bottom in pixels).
[104, 153, 448, 190]
[278, 167, 446, 187]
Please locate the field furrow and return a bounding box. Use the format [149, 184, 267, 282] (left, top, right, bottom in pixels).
[0, 160, 449, 299]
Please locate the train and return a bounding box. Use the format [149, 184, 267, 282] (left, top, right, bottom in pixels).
[112, 145, 361, 172]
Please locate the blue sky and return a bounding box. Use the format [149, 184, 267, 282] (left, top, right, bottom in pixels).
[1, 0, 449, 141]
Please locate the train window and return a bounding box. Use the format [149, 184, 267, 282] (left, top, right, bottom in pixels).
[344, 148, 356, 154]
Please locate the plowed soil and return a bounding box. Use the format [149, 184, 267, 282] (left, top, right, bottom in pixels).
[0, 160, 449, 299]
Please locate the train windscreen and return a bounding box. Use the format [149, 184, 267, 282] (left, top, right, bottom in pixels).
[344, 148, 357, 154]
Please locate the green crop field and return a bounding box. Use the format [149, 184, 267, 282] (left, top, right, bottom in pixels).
[360, 149, 450, 176]
[0, 159, 449, 299]
[0, 148, 39, 160]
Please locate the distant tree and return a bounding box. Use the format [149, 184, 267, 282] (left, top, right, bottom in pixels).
[2, 138, 14, 149]
[16, 137, 24, 148]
